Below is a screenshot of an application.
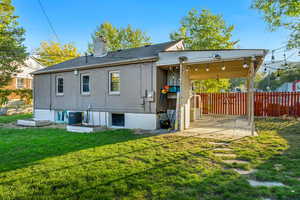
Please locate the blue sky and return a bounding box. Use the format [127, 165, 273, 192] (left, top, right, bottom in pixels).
[13, 0, 297, 61]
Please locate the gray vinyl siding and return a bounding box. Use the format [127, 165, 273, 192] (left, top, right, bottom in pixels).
[33, 74, 51, 109]
[34, 62, 158, 114]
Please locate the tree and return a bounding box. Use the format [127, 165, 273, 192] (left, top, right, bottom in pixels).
[88, 22, 151, 53]
[252, 0, 300, 48]
[0, 0, 27, 88]
[193, 79, 230, 93]
[171, 9, 237, 92]
[254, 72, 264, 88]
[36, 41, 80, 67]
[257, 63, 300, 91]
[170, 9, 237, 50]
[229, 78, 245, 90]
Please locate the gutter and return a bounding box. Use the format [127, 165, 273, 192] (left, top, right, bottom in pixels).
[32, 56, 158, 75]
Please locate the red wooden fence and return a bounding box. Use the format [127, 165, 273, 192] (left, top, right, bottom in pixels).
[197, 92, 300, 117]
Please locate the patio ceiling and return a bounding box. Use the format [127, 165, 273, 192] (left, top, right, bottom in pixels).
[187, 59, 254, 80]
[157, 49, 267, 80]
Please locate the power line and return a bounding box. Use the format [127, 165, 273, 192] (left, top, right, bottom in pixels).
[37, 0, 60, 42]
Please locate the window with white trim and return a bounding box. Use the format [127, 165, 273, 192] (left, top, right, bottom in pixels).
[81, 74, 90, 95]
[16, 78, 25, 89]
[109, 71, 120, 94]
[56, 76, 64, 95]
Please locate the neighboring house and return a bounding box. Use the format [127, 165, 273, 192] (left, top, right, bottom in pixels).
[32, 38, 266, 130]
[276, 80, 300, 92]
[3, 57, 44, 100]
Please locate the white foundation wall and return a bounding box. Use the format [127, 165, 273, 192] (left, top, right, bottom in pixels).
[34, 109, 55, 121]
[34, 109, 158, 130]
[84, 111, 109, 126]
[125, 113, 157, 130]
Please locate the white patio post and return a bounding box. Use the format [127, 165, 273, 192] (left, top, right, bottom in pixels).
[246, 77, 250, 124]
[178, 56, 188, 131]
[249, 58, 255, 136]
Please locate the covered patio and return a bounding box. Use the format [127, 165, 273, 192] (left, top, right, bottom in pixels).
[157, 49, 267, 138]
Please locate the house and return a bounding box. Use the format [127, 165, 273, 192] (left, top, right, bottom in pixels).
[276, 80, 300, 92]
[32, 38, 267, 131]
[3, 56, 44, 100]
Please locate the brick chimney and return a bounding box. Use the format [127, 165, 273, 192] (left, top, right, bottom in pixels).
[93, 36, 107, 57]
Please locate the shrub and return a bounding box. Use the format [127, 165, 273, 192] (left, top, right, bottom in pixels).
[0, 89, 33, 107]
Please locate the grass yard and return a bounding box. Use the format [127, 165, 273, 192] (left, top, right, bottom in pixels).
[0, 116, 299, 199]
[0, 113, 32, 123]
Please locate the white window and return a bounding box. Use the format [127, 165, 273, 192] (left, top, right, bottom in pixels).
[109, 71, 120, 95]
[16, 78, 24, 89]
[56, 76, 64, 96]
[81, 74, 90, 95]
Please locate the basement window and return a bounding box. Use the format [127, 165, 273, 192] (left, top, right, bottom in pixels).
[111, 113, 125, 127]
[56, 76, 64, 96]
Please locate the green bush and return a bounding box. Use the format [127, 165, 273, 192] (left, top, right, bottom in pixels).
[0, 90, 12, 106]
[0, 89, 33, 107]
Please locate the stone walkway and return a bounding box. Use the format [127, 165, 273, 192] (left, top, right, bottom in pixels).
[210, 140, 286, 191]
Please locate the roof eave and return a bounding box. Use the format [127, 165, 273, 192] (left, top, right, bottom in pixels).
[32, 56, 158, 75]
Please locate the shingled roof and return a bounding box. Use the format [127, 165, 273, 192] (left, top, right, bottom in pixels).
[33, 40, 180, 74]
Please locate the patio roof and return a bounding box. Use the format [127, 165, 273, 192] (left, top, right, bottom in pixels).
[157, 49, 267, 79]
[166, 49, 268, 134]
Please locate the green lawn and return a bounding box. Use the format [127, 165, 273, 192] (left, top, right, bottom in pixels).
[0, 113, 32, 123]
[0, 116, 299, 199]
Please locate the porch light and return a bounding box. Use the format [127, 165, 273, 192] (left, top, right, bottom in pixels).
[221, 65, 226, 71]
[243, 63, 249, 68]
[214, 54, 221, 60]
[271, 50, 275, 63]
[195, 67, 198, 71]
[276, 71, 280, 80]
[243, 58, 249, 68]
[205, 65, 209, 72]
